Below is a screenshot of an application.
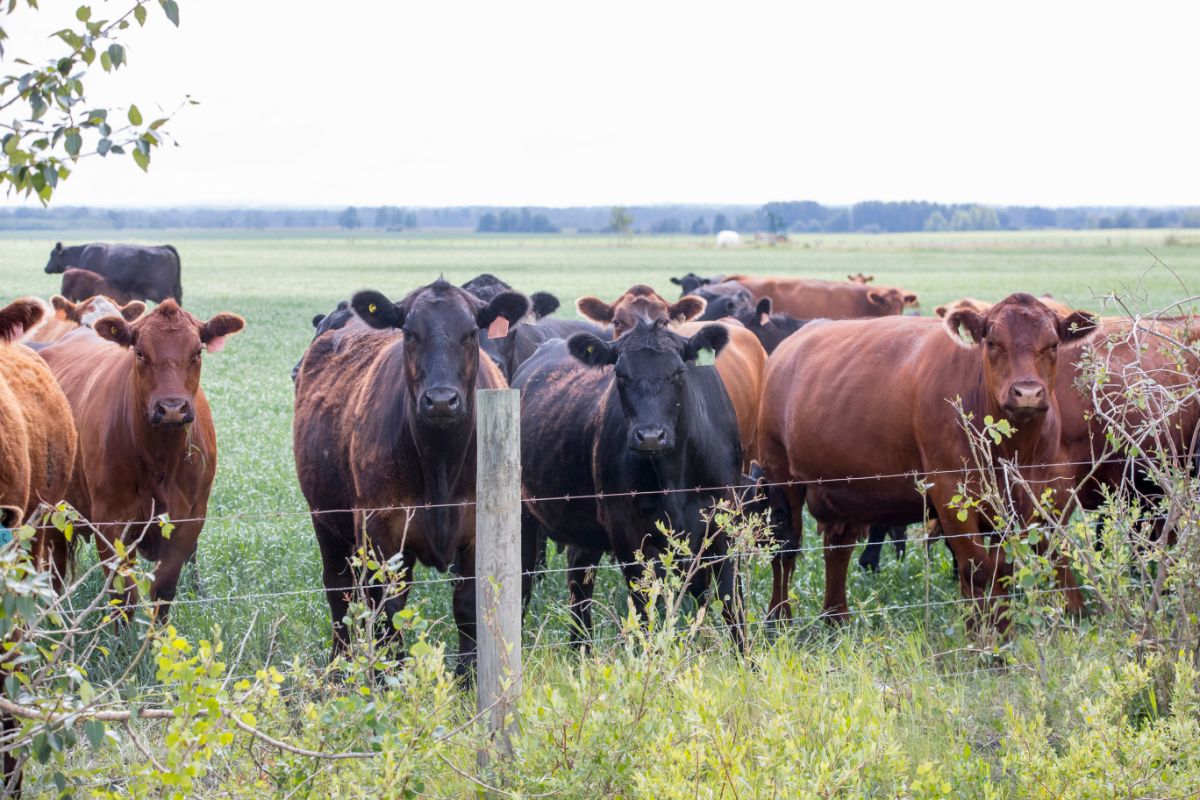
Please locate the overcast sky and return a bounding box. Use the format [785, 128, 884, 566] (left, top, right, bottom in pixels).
[4, 0, 1198, 208]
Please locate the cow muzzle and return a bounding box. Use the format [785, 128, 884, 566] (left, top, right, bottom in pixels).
[420, 387, 464, 422]
[630, 424, 672, 454]
[150, 397, 195, 427]
[1004, 381, 1048, 417]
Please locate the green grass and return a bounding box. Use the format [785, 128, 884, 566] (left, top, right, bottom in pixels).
[5, 230, 1200, 796]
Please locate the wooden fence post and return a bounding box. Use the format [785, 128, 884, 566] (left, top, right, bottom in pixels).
[475, 388, 522, 762]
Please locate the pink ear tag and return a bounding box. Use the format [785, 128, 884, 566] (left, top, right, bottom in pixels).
[759, 312, 769, 325]
[487, 317, 509, 339]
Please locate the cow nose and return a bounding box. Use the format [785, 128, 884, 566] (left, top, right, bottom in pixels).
[422, 387, 462, 416]
[1009, 382, 1046, 408]
[151, 398, 194, 426]
[632, 425, 668, 452]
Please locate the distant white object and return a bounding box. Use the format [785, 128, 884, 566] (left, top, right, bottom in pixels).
[716, 230, 740, 247]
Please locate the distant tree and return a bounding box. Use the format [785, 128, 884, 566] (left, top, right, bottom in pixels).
[1180, 209, 1200, 228]
[712, 213, 729, 232]
[404, 211, 418, 228]
[1115, 210, 1136, 229]
[765, 210, 786, 235]
[650, 217, 683, 234]
[374, 207, 392, 228]
[1, 1, 189, 203]
[1098, 216, 1115, 230]
[338, 207, 361, 229]
[690, 216, 708, 235]
[924, 211, 949, 232]
[476, 213, 498, 232]
[609, 206, 633, 235]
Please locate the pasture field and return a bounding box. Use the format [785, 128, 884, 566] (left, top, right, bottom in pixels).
[4, 229, 1200, 797]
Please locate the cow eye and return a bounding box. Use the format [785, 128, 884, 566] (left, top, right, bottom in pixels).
[134, 349, 147, 362]
[193, 348, 203, 361]
[402, 329, 420, 343]
[461, 330, 477, 345]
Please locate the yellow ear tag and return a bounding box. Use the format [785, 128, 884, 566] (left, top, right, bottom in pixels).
[696, 348, 716, 367]
[111, 326, 117, 335]
[368, 303, 377, 314]
[586, 344, 594, 354]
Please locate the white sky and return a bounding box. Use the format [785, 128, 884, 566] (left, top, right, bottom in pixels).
[3, 0, 1199, 208]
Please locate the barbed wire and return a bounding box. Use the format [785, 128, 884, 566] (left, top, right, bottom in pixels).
[22, 454, 1196, 532]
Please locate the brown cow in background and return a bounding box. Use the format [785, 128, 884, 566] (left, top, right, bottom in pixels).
[576, 284, 767, 465]
[60, 267, 138, 304]
[38, 300, 244, 610]
[720, 275, 919, 319]
[758, 294, 1098, 626]
[22, 295, 145, 346]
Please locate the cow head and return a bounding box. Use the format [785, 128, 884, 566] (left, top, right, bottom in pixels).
[935, 297, 992, 319]
[669, 272, 721, 296]
[44, 242, 68, 274]
[0, 299, 45, 343]
[866, 287, 920, 316]
[576, 285, 706, 338]
[51, 295, 145, 326]
[352, 279, 528, 426]
[568, 321, 729, 455]
[735, 297, 807, 354]
[693, 282, 754, 321]
[944, 293, 1097, 422]
[96, 300, 245, 427]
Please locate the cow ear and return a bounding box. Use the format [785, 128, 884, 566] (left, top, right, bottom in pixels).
[352, 290, 404, 329]
[670, 276, 683, 286]
[95, 315, 134, 348]
[866, 289, 890, 308]
[0, 299, 44, 342]
[575, 296, 614, 324]
[477, 290, 529, 330]
[934, 305, 949, 318]
[200, 313, 246, 353]
[682, 323, 730, 362]
[568, 332, 617, 367]
[51, 295, 77, 320]
[119, 301, 146, 322]
[669, 295, 706, 323]
[311, 313, 327, 329]
[754, 297, 772, 326]
[529, 291, 560, 320]
[903, 292, 919, 307]
[55, 241, 63, 253]
[1058, 310, 1098, 344]
[943, 309, 986, 348]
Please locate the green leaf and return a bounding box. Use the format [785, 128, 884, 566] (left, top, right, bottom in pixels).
[956, 509, 968, 522]
[128, 104, 142, 125]
[132, 147, 149, 170]
[83, 718, 106, 748]
[160, 0, 180, 26]
[75, 4, 90, 20]
[134, 3, 147, 25]
[96, 137, 111, 156]
[99, 50, 112, 71]
[64, 131, 82, 156]
[107, 43, 125, 68]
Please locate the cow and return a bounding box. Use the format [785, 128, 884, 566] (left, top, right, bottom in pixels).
[692, 281, 755, 321]
[721, 275, 919, 319]
[757, 293, 1098, 626]
[847, 273, 875, 284]
[22, 295, 146, 347]
[293, 279, 528, 672]
[936, 295, 1073, 319]
[44, 242, 183, 304]
[512, 321, 745, 647]
[576, 285, 766, 466]
[670, 272, 725, 295]
[38, 300, 245, 610]
[731, 297, 809, 354]
[60, 267, 138, 304]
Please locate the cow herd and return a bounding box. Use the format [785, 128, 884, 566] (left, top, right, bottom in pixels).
[2, 246, 1199, 679]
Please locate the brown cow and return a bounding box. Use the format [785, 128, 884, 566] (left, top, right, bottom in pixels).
[1, 298, 77, 798]
[935, 295, 1073, 319]
[293, 279, 528, 673]
[758, 294, 1098, 625]
[721, 275, 919, 319]
[60, 266, 137, 304]
[22, 295, 146, 345]
[38, 300, 244, 610]
[576, 285, 767, 465]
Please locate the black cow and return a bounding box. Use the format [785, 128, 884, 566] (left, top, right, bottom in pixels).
[857, 525, 909, 571]
[45, 242, 183, 304]
[692, 281, 755, 321]
[670, 272, 725, 296]
[513, 322, 745, 648]
[732, 298, 810, 354]
[293, 279, 528, 673]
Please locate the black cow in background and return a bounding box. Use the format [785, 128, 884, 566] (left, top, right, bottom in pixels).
[45, 242, 183, 303]
[670, 272, 725, 295]
[731, 298, 809, 354]
[513, 322, 746, 648]
[692, 281, 755, 321]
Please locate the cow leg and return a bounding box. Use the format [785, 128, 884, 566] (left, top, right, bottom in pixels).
[821, 521, 862, 622]
[149, 521, 202, 615]
[519, 507, 546, 616]
[714, 548, 746, 651]
[858, 525, 889, 572]
[2, 711, 21, 798]
[931, 484, 1010, 635]
[32, 524, 70, 595]
[90, 510, 139, 614]
[767, 483, 804, 622]
[313, 513, 356, 659]
[372, 561, 413, 657]
[451, 550, 477, 677]
[889, 524, 908, 561]
[566, 545, 603, 648]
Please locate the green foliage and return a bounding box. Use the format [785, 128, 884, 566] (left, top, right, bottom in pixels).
[0, 0, 188, 203]
[609, 205, 633, 235]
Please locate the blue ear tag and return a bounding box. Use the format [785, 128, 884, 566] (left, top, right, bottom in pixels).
[0, 525, 12, 547]
[695, 347, 716, 367]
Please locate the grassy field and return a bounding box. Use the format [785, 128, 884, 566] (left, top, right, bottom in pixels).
[4, 229, 1200, 797]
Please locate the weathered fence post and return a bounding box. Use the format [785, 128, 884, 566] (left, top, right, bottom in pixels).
[475, 388, 522, 763]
